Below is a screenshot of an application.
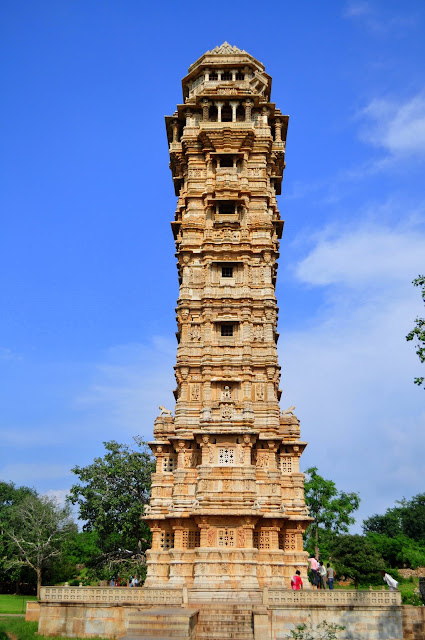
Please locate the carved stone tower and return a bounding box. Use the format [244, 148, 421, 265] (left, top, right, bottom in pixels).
[144, 43, 311, 593]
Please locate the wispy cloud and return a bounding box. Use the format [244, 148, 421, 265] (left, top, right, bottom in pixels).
[343, 1, 416, 35]
[359, 93, 425, 157]
[295, 211, 425, 288]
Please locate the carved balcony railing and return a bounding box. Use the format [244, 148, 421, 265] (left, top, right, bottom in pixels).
[39, 586, 183, 605]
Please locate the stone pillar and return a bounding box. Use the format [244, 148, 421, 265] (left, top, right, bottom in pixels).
[154, 445, 165, 473]
[185, 109, 192, 127]
[229, 101, 239, 122]
[202, 99, 210, 122]
[204, 68, 210, 81]
[173, 524, 184, 549]
[215, 101, 224, 122]
[176, 441, 186, 468]
[243, 99, 253, 122]
[200, 436, 210, 464]
[151, 524, 162, 551]
[261, 106, 269, 125]
[231, 69, 236, 81]
[172, 120, 179, 143]
[275, 117, 282, 141]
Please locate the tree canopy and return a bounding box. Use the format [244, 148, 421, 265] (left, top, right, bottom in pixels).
[68, 438, 155, 579]
[406, 274, 425, 389]
[331, 534, 384, 588]
[304, 467, 360, 559]
[3, 493, 75, 596]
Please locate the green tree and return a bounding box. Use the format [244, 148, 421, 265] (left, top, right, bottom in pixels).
[304, 467, 360, 559]
[398, 493, 425, 542]
[365, 533, 425, 570]
[3, 494, 75, 597]
[362, 510, 402, 538]
[406, 275, 425, 389]
[332, 534, 384, 588]
[0, 481, 38, 591]
[68, 438, 155, 579]
[363, 493, 425, 544]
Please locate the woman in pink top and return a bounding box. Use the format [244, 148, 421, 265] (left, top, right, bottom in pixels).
[291, 570, 303, 590]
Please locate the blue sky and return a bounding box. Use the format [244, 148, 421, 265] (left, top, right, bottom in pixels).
[1, 1, 425, 529]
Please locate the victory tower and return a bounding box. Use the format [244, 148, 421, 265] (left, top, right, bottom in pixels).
[144, 43, 311, 592]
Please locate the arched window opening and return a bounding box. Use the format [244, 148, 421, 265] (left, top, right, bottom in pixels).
[235, 71, 245, 81]
[221, 71, 232, 81]
[209, 71, 218, 81]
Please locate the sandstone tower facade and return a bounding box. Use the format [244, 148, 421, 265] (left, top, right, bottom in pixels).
[144, 43, 311, 592]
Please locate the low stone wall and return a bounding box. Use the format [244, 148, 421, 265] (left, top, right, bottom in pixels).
[33, 586, 411, 639]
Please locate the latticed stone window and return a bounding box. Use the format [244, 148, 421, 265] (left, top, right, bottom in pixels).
[160, 531, 174, 550]
[163, 456, 177, 473]
[182, 530, 200, 549]
[284, 532, 297, 551]
[188, 530, 200, 548]
[280, 456, 293, 473]
[218, 448, 235, 465]
[253, 530, 270, 549]
[218, 528, 235, 546]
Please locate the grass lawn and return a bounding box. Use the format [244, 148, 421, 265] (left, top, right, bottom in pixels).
[0, 595, 37, 615]
[0, 617, 104, 640]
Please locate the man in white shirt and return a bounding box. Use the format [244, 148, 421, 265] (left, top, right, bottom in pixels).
[382, 571, 398, 591]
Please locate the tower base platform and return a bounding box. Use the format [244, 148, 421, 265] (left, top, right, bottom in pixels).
[29, 585, 420, 640]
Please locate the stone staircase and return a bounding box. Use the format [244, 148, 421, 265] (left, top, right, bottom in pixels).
[193, 603, 254, 640]
[123, 607, 198, 640]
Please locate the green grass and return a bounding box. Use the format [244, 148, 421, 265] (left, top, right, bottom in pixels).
[0, 617, 104, 640]
[0, 595, 37, 615]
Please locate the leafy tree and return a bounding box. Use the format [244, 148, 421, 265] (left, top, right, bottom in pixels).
[398, 493, 425, 542]
[363, 493, 425, 544]
[304, 467, 360, 559]
[332, 534, 384, 588]
[68, 438, 155, 579]
[285, 619, 345, 640]
[0, 481, 38, 591]
[362, 510, 402, 538]
[406, 274, 425, 389]
[3, 494, 75, 596]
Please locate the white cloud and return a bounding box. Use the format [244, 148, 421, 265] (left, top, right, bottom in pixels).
[344, 1, 371, 18]
[359, 93, 425, 156]
[280, 210, 425, 527]
[44, 488, 70, 506]
[295, 217, 425, 287]
[343, 2, 416, 35]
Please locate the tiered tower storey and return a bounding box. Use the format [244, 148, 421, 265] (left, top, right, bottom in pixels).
[144, 43, 311, 591]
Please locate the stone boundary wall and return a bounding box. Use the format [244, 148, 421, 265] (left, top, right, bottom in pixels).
[32, 587, 414, 639]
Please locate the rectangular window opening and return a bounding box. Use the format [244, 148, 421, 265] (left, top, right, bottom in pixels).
[222, 266, 233, 278]
[221, 324, 234, 337]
